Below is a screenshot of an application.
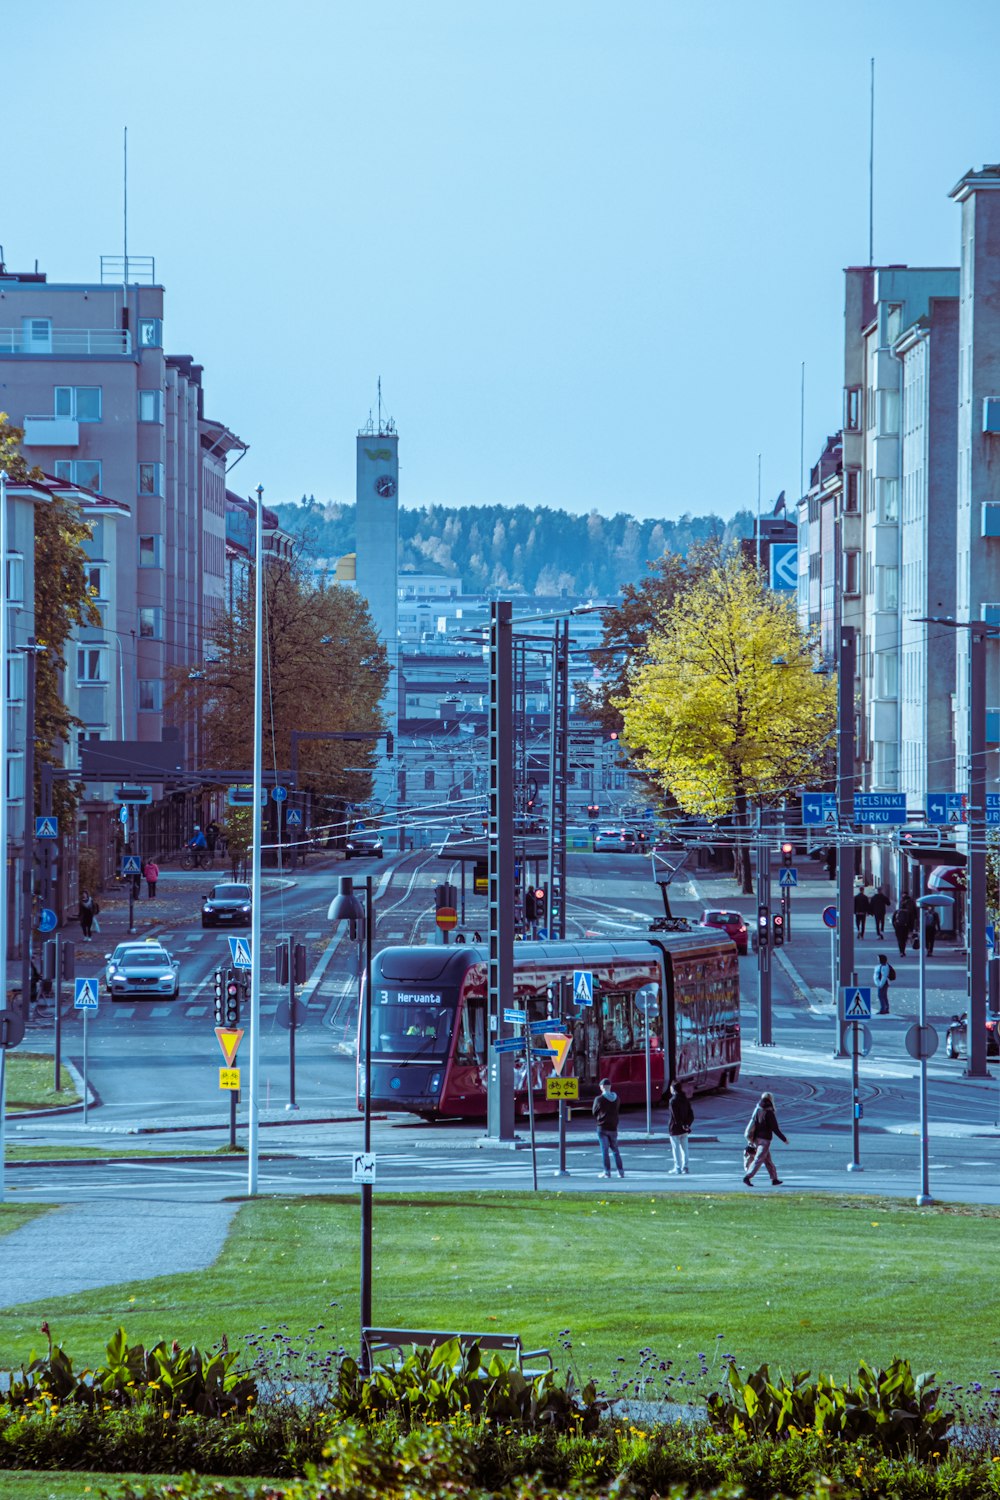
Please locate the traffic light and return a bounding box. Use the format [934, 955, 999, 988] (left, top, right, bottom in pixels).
[534, 887, 547, 922]
[225, 968, 240, 1025]
[524, 888, 538, 922]
[435, 883, 457, 911]
[781, 842, 794, 867]
[587, 804, 600, 818]
[772, 911, 785, 947]
[213, 968, 225, 1025]
[293, 942, 308, 985]
[757, 906, 770, 948]
[275, 940, 289, 987]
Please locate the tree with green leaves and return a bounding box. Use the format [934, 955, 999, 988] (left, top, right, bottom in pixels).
[617, 557, 836, 892]
[1, 414, 101, 827]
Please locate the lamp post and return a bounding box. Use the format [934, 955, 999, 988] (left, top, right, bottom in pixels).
[914, 889, 954, 1207]
[328, 873, 373, 1372]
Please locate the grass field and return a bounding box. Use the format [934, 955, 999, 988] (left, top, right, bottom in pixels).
[0, 1191, 996, 1389]
[0, 1474, 159, 1499]
[5, 1053, 79, 1111]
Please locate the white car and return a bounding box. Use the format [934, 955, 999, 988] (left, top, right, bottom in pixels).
[104, 941, 180, 1001]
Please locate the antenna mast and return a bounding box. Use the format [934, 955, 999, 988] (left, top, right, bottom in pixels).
[868, 58, 875, 266]
[122, 126, 128, 332]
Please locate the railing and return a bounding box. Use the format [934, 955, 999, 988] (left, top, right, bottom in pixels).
[100, 255, 156, 285]
[0, 328, 131, 355]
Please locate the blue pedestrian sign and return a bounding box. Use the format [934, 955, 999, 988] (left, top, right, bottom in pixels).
[926, 791, 967, 825]
[228, 936, 253, 969]
[493, 1035, 527, 1054]
[286, 807, 303, 827]
[853, 793, 907, 826]
[38, 907, 58, 933]
[34, 816, 58, 840]
[801, 792, 837, 827]
[272, 785, 287, 802]
[121, 854, 142, 876]
[573, 969, 594, 1005]
[842, 986, 872, 1020]
[777, 867, 798, 887]
[74, 978, 99, 1011]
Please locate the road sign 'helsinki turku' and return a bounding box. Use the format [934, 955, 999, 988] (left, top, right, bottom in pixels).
[853, 793, 907, 825]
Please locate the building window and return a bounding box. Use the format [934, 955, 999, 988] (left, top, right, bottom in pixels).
[138, 389, 163, 423]
[424, 768, 435, 790]
[880, 389, 900, 435]
[877, 478, 899, 523]
[138, 318, 162, 348]
[55, 386, 102, 421]
[876, 566, 899, 611]
[844, 470, 859, 513]
[138, 679, 163, 712]
[6, 753, 24, 801]
[886, 303, 902, 344]
[844, 552, 860, 595]
[84, 564, 107, 600]
[138, 462, 164, 495]
[76, 647, 108, 683]
[5, 554, 24, 605]
[21, 318, 51, 353]
[138, 607, 164, 639]
[845, 386, 861, 431]
[54, 459, 102, 491]
[138, 535, 163, 568]
[6, 654, 24, 703]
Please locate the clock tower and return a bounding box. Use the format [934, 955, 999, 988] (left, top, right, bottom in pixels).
[355, 399, 399, 816]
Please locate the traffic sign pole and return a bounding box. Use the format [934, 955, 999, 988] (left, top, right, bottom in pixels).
[554, 977, 570, 1178]
[847, 970, 862, 1174]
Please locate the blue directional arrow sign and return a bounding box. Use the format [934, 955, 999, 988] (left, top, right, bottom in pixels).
[228, 936, 253, 969]
[801, 792, 837, 827]
[573, 969, 594, 1005]
[286, 808, 303, 827]
[121, 854, 142, 876]
[74, 978, 99, 1011]
[842, 986, 872, 1020]
[853, 793, 907, 826]
[927, 791, 967, 825]
[493, 1036, 527, 1054]
[34, 816, 58, 840]
[777, 867, 798, 887]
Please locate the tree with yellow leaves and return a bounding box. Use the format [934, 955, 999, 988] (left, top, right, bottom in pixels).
[617, 557, 836, 891]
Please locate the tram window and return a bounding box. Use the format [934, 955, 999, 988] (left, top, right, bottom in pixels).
[599, 991, 634, 1054]
[455, 995, 486, 1065]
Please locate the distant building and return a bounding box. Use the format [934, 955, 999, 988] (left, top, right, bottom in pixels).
[354, 413, 400, 812]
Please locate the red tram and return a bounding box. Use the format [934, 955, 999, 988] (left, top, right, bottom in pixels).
[360, 932, 740, 1120]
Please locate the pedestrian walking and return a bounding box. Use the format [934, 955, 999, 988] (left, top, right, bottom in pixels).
[892, 894, 915, 957]
[924, 907, 941, 956]
[874, 953, 894, 1014]
[868, 887, 889, 939]
[78, 890, 98, 940]
[592, 1077, 625, 1180]
[206, 820, 221, 855]
[854, 887, 870, 939]
[667, 1079, 693, 1175]
[144, 857, 159, 898]
[742, 1091, 788, 1186]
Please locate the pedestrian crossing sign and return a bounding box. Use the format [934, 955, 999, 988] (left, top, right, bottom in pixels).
[573, 969, 594, 1005]
[842, 986, 872, 1020]
[228, 936, 253, 969]
[286, 808, 303, 826]
[778, 867, 798, 887]
[121, 854, 142, 876]
[74, 978, 99, 1011]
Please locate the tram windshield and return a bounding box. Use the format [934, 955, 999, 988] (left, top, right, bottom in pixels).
[369, 984, 454, 1060]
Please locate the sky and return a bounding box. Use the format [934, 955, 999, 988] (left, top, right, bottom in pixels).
[4, 0, 1000, 522]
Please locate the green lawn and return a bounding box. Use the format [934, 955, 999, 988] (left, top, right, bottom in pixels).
[5, 1053, 79, 1111]
[0, 1192, 994, 1387]
[0, 1474, 236, 1499]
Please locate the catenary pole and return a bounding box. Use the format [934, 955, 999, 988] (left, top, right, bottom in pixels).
[0, 471, 8, 1200]
[247, 485, 265, 1195]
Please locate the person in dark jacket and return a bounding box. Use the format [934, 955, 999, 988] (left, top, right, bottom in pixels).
[743, 1091, 788, 1186]
[667, 1080, 694, 1175]
[924, 907, 941, 956]
[892, 894, 916, 957]
[854, 888, 870, 938]
[592, 1078, 624, 1180]
[868, 887, 889, 939]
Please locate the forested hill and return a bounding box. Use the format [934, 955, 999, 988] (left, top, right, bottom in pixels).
[271, 498, 754, 596]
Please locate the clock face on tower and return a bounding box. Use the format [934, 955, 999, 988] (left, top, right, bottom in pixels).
[374, 474, 397, 498]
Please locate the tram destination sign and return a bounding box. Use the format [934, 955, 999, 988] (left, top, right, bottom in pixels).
[853, 793, 907, 825]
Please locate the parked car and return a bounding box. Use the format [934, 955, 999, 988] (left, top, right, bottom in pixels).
[202, 882, 253, 929]
[104, 941, 180, 1000]
[593, 827, 640, 854]
[345, 829, 384, 860]
[700, 908, 749, 955]
[944, 1012, 1000, 1060]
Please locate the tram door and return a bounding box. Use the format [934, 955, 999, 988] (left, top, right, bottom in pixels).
[571, 1005, 601, 1091]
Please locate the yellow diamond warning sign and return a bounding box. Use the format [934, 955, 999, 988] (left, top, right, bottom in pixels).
[546, 1076, 579, 1101]
[544, 1031, 572, 1075]
[215, 1027, 245, 1065]
[219, 1067, 241, 1091]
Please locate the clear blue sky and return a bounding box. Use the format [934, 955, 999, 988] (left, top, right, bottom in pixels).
[4, 0, 999, 521]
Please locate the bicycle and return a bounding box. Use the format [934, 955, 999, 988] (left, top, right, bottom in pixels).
[180, 849, 211, 871]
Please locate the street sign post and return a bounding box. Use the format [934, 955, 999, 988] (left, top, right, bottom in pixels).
[546, 1076, 579, 1101]
[219, 1067, 241, 1091]
[801, 792, 837, 826]
[228, 936, 253, 969]
[34, 816, 57, 840]
[286, 807, 303, 827]
[777, 867, 798, 887]
[926, 792, 967, 825]
[74, 977, 99, 1125]
[353, 1152, 376, 1183]
[38, 908, 57, 933]
[853, 793, 907, 825]
[573, 969, 594, 1006]
[842, 986, 872, 1019]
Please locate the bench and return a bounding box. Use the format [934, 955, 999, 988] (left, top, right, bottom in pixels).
[361, 1327, 553, 1380]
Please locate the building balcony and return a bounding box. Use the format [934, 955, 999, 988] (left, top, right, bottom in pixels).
[22, 415, 79, 447]
[0, 327, 131, 356]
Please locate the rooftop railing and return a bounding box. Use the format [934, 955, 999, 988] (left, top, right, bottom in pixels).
[0, 328, 131, 355]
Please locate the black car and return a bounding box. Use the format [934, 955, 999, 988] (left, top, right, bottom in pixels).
[345, 830, 384, 860]
[202, 882, 253, 928]
[944, 1011, 1000, 1060]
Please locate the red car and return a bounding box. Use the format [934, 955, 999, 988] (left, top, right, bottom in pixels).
[700, 908, 748, 955]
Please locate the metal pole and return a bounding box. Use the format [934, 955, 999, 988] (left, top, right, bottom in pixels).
[229, 1086, 237, 1149]
[247, 485, 265, 1195]
[835, 625, 856, 1058]
[756, 814, 772, 1045]
[525, 1035, 538, 1192]
[917, 874, 933, 1205]
[360, 874, 374, 1367]
[644, 1019, 652, 1138]
[966, 626, 989, 1077]
[53, 935, 62, 1092]
[287, 935, 298, 1111]
[19, 640, 38, 1026]
[487, 601, 515, 1141]
[0, 472, 8, 1046]
[847, 969, 862, 1172]
[83, 1008, 88, 1125]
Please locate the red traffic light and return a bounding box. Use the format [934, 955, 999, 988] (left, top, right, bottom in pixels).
[781, 842, 794, 867]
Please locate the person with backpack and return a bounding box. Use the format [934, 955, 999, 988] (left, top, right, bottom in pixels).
[743, 1091, 788, 1186]
[892, 894, 915, 958]
[874, 953, 895, 1014]
[854, 887, 870, 939]
[924, 907, 941, 957]
[868, 887, 889, 940]
[667, 1080, 694, 1175]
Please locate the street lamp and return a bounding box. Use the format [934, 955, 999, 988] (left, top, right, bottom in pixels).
[914, 891, 955, 1207]
[328, 873, 374, 1372]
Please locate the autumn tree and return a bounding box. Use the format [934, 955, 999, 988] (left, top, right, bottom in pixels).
[175, 551, 389, 810]
[617, 557, 836, 891]
[1, 415, 101, 826]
